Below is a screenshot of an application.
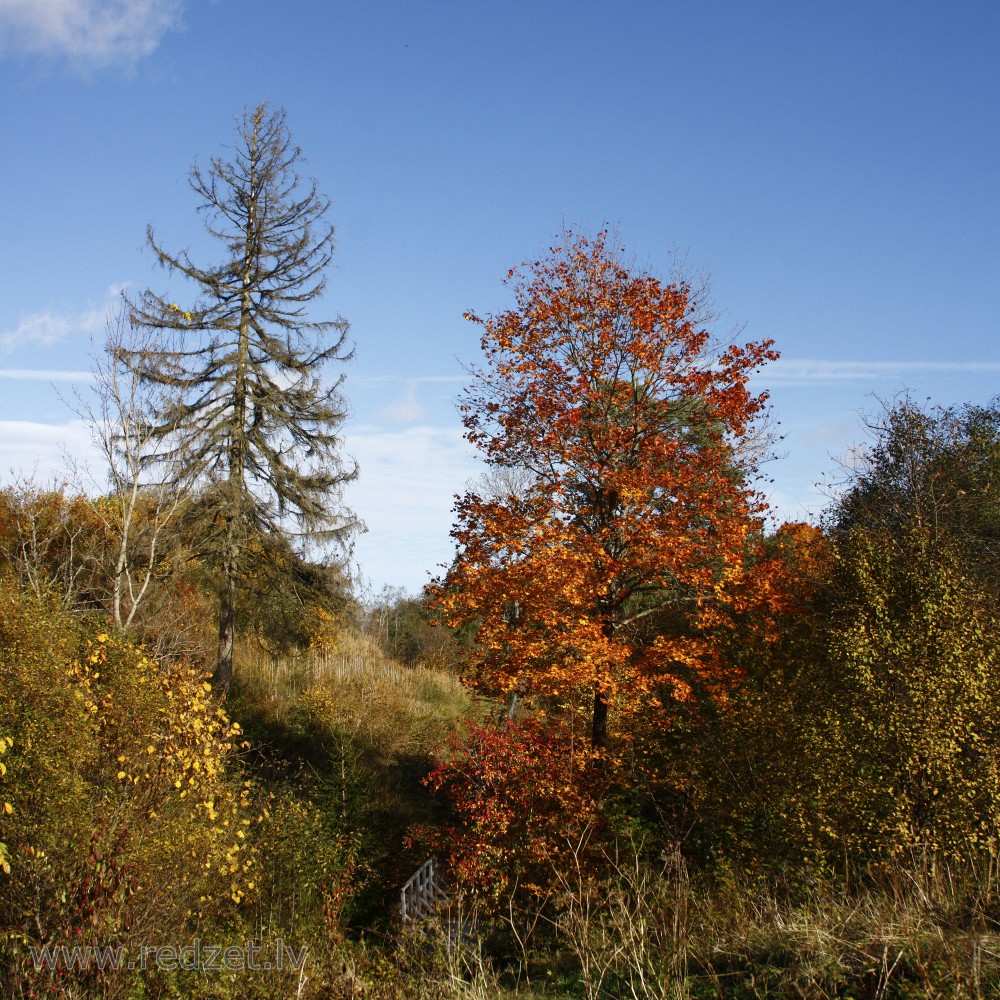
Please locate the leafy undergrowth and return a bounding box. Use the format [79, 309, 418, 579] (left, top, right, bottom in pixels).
[342, 857, 1000, 1000]
[228, 629, 476, 931]
[4, 587, 1000, 998]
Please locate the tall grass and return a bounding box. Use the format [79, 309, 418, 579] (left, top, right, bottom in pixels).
[235, 631, 473, 760]
[679, 854, 1000, 999]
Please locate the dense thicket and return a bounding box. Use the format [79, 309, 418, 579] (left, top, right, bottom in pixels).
[830, 399, 1000, 573]
[421, 314, 1000, 994]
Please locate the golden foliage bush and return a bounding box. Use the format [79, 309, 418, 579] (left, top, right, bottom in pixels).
[654, 528, 1000, 884]
[803, 531, 1000, 867]
[0, 582, 256, 993]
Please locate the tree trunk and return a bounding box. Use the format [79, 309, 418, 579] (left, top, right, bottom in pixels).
[592, 608, 614, 748]
[212, 173, 255, 699]
[215, 585, 235, 696]
[591, 684, 608, 748]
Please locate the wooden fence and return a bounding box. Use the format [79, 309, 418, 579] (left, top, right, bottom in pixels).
[400, 857, 448, 922]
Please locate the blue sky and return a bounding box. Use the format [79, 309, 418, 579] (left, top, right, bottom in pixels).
[1, 0, 998, 594]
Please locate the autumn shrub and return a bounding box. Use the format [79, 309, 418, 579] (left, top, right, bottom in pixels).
[416, 713, 606, 910]
[0, 582, 257, 996]
[648, 527, 1000, 893]
[0, 484, 109, 608]
[800, 530, 1000, 871]
[634, 682, 837, 891]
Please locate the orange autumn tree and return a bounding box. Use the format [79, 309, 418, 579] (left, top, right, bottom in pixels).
[433, 231, 778, 748]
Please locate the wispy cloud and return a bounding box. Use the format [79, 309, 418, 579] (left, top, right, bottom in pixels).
[0, 0, 183, 68]
[0, 419, 97, 486]
[0, 369, 93, 381]
[378, 380, 426, 424]
[0, 284, 125, 355]
[351, 374, 466, 389]
[760, 358, 1000, 386]
[0, 418, 477, 593]
[352, 363, 1000, 392]
[762, 481, 826, 526]
[343, 424, 482, 592]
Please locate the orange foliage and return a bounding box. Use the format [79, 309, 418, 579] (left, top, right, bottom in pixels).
[761, 521, 831, 612]
[432, 231, 778, 746]
[730, 522, 832, 640]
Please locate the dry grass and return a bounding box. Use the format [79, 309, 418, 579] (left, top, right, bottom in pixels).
[686, 860, 1000, 999]
[236, 630, 473, 760]
[575, 851, 1000, 999]
[402, 846, 1000, 999]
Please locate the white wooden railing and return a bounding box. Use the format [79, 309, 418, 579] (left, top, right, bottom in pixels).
[400, 857, 448, 922]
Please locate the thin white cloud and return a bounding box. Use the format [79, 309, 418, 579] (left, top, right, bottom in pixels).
[378, 380, 426, 424]
[761, 358, 1000, 386]
[351, 374, 466, 389]
[0, 369, 94, 381]
[762, 481, 825, 527]
[0, 0, 182, 67]
[0, 418, 476, 594]
[353, 362, 1000, 392]
[0, 284, 125, 355]
[342, 423, 482, 593]
[0, 419, 98, 486]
